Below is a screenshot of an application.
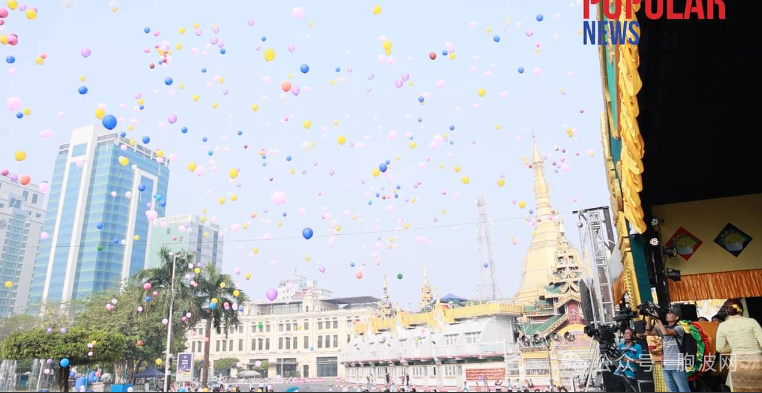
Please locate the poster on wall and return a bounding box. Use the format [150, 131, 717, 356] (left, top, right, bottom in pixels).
[713, 223, 753, 257]
[466, 368, 505, 381]
[176, 353, 193, 382]
[665, 227, 703, 261]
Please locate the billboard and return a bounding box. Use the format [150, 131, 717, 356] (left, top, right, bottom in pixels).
[465, 368, 505, 381]
[177, 353, 193, 382]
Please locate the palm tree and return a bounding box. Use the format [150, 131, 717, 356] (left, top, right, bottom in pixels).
[134, 247, 202, 324]
[193, 264, 249, 386]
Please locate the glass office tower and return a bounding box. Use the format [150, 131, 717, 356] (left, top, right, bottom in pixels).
[147, 214, 223, 271]
[28, 125, 170, 309]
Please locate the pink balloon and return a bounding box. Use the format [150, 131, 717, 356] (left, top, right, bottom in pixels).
[6, 96, 22, 112]
[266, 288, 278, 301]
[291, 86, 300, 96]
[436, 80, 445, 88]
[271, 191, 286, 205]
[81, 48, 91, 58]
[168, 114, 177, 124]
[401, 72, 410, 81]
[143, 282, 152, 290]
[288, 44, 295, 52]
[394, 80, 403, 88]
[40, 232, 49, 240]
[39, 129, 53, 138]
[247, 19, 255, 26]
[291, 7, 304, 19]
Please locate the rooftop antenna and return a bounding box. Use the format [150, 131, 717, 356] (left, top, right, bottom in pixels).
[476, 193, 502, 301]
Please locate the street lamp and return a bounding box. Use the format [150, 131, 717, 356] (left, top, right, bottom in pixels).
[164, 251, 178, 392]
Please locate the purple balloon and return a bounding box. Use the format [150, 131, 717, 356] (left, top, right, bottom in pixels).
[266, 288, 278, 301]
[401, 72, 410, 81]
[394, 79, 403, 89]
[291, 86, 300, 96]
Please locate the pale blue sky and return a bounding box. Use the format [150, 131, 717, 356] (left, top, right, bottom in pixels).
[1, 0, 608, 308]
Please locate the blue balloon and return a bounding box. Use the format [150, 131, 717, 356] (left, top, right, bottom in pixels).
[138, 184, 146, 192]
[367, 201, 373, 205]
[483, 263, 489, 268]
[394, 194, 399, 199]
[6, 56, 15, 64]
[237, 130, 243, 135]
[418, 96, 424, 103]
[120, 132, 127, 138]
[181, 127, 188, 134]
[102, 115, 117, 130]
[518, 66, 525, 74]
[142, 136, 150, 144]
[164, 77, 173, 86]
[96, 222, 103, 230]
[493, 35, 500, 42]
[78, 86, 88, 95]
[350, 263, 355, 267]
[261, 36, 266, 42]
[529, 209, 534, 214]
[335, 66, 341, 72]
[442, 50, 448, 56]
[286, 156, 292, 162]
[385, 160, 391, 165]
[450, 125, 455, 131]
[302, 227, 314, 240]
[160, 201, 166, 207]
[113, 238, 120, 244]
[139, 105, 145, 110]
[209, 302, 217, 309]
[375, 193, 380, 198]
[395, 185, 401, 190]
[379, 163, 387, 172]
[220, 48, 226, 55]
[69, 371, 76, 378]
[60, 358, 70, 367]
[202, 137, 208, 142]
[144, 27, 151, 33]
[201, 67, 207, 73]
[417, 117, 423, 123]
[282, 212, 287, 217]
[16, 112, 23, 119]
[262, 162, 267, 167]
[207, 151, 213, 156]
[536, 14, 544, 21]
[309, 346, 314, 351]
[300, 64, 310, 73]
[145, 296, 151, 302]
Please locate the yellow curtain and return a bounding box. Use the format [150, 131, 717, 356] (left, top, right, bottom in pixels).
[668, 269, 762, 301]
[613, 276, 625, 304]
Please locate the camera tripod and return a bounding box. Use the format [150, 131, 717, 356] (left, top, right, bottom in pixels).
[581, 339, 630, 392]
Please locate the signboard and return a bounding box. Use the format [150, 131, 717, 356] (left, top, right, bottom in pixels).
[466, 368, 505, 381]
[153, 214, 193, 226]
[176, 353, 193, 382]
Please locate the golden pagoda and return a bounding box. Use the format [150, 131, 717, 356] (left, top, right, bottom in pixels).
[419, 261, 433, 310]
[377, 274, 394, 318]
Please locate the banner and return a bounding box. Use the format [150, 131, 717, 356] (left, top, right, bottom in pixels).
[177, 353, 193, 382]
[466, 368, 505, 381]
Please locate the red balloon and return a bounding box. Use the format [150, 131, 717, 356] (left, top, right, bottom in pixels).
[281, 80, 292, 92]
[19, 175, 31, 186]
[429, 52, 436, 60]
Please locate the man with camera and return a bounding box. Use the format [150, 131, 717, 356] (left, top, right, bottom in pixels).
[613, 328, 643, 392]
[645, 307, 691, 392]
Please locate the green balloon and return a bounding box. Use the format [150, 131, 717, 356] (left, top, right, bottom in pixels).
[97, 245, 104, 251]
[397, 274, 403, 280]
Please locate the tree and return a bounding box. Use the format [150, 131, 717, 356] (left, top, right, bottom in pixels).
[193, 264, 249, 386]
[75, 283, 188, 384]
[1, 328, 126, 392]
[212, 358, 239, 377]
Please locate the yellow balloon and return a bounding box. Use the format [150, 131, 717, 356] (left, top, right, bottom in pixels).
[289, 168, 296, 174]
[404, 223, 411, 229]
[179, 84, 184, 90]
[7, 0, 18, 10]
[308, 22, 313, 27]
[498, 179, 506, 187]
[137, 98, 144, 105]
[194, 268, 201, 274]
[385, 49, 392, 56]
[14, 151, 26, 161]
[4, 281, 12, 288]
[251, 104, 259, 112]
[35, 57, 43, 65]
[245, 273, 251, 280]
[277, 221, 283, 227]
[179, 27, 186, 35]
[128, 125, 134, 131]
[373, 5, 382, 15]
[337, 135, 346, 145]
[193, 22, 200, 28]
[410, 142, 417, 149]
[118, 156, 129, 166]
[519, 201, 526, 209]
[486, 27, 493, 33]
[211, 298, 218, 303]
[155, 149, 164, 158]
[495, 124, 501, 130]
[478, 88, 486, 97]
[335, 225, 342, 232]
[0, 36, 7, 45]
[188, 162, 197, 172]
[333, 120, 339, 126]
[449, 52, 456, 60]
[454, 165, 460, 173]
[219, 198, 225, 205]
[95, 108, 105, 119]
[176, 43, 182, 50]
[219, 77, 225, 84]
[230, 194, 238, 201]
[129, 140, 136, 147]
[253, 248, 259, 254]
[155, 359, 162, 366]
[264, 48, 276, 62]
[305, 255, 311, 261]
[373, 168, 381, 177]
[79, 75, 86, 82]
[303, 120, 312, 129]
[212, 103, 218, 109]
[220, 282, 226, 288]
[192, 94, 199, 102]
[462, 176, 470, 184]
[229, 168, 239, 179]
[133, 235, 140, 241]
[233, 290, 240, 297]
[382, 40, 392, 50]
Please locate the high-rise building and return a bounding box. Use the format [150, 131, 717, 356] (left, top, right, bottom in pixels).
[0, 177, 45, 317]
[147, 214, 223, 270]
[28, 125, 170, 309]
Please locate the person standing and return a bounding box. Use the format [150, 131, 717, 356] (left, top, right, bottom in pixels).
[647, 306, 690, 392]
[462, 381, 470, 391]
[716, 299, 762, 392]
[614, 328, 643, 392]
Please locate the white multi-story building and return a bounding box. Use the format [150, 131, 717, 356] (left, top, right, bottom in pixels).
[187, 271, 379, 380]
[148, 214, 223, 270]
[0, 176, 45, 317]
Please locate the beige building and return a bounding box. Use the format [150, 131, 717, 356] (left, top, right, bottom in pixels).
[186, 271, 378, 380]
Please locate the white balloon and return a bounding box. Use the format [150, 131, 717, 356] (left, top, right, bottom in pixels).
[61, 0, 75, 8]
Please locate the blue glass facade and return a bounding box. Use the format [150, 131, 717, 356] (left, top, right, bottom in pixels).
[28, 130, 170, 309]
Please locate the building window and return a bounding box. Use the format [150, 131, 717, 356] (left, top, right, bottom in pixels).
[252, 339, 256, 351]
[333, 320, 338, 329]
[325, 335, 331, 348]
[32, 194, 38, 204]
[229, 340, 233, 352]
[293, 337, 298, 349]
[239, 339, 243, 351]
[216, 341, 220, 352]
[293, 323, 297, 331]
[318, 321, 323, 330]
[279, 324, 284, 332]
[266, 324, 270, 332]
[258, 338, 263, 351]
[286, 323, 291, 332]
[347, 334, 351, 344]
[285, 338, 291, 350]
[333, 335, 338, 348]
[239, 326, 243, 334]
[318, 336, 323, 349]
[465, 332, 480, 344]
[252, 325, 257, 333]
[304, 320, 309, 330]
[316, 357, 338, 377]
[445, 334, 458, 346]
[222, 341, 227, 351]
[279, 338, 284, 350]
[266, 338, 270, 350]
[304, 336, 309, 349]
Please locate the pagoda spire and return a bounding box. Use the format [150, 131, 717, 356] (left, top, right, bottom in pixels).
[378, 274, 393, 318]
[420, 261, 433, 310]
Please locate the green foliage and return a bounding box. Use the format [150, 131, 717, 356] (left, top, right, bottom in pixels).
[253, 360, 268, 372]
[213, 358, 239, 376]
[1, 328, 125, 365]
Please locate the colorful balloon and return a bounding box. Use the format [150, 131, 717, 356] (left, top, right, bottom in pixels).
[302, 227, 313, 240]
[102, 115, 117, 130]
[264, 48, 276, 62]
[266, 288, 278, 301]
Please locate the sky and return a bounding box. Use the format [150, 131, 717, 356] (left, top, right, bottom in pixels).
[1, 0, 609, 309]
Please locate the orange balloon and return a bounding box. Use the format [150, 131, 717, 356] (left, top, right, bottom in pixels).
[19, 175, 31, 186]
[281, 81, 292, 92]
